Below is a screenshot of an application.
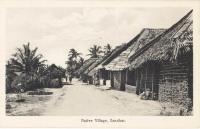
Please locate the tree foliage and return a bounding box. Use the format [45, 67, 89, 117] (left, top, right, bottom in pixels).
[10, 43, 46, 75]
[68, 48, 82, 60]
[87, 45, 102, 58]
[5, 43, 67, 92]
[66, 49, 83, 76]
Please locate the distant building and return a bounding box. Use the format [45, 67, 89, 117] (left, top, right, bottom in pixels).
[75, 58, 97, 83]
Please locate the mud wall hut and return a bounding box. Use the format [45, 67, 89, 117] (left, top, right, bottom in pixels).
[95, 44, 127, 87]
[128, 10, 193, 104]
[103, 28, 165, 91]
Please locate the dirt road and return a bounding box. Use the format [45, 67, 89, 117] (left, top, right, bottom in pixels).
[43, 79, 162, 116]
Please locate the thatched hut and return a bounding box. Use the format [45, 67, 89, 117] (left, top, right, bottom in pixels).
[75, 58, 97, 83]
[128, 10, 193, 104]
[95, 44, 127, 87]
[83, 58, 103, 84]
[102, 28, 165, 91]
[84, 54, 112, 85]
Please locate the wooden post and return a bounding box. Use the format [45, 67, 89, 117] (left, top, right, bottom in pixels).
[145, 62, 148, 93]
[135, 68, 139, 94]
[99, 70, 101, 85]
[108, 70, 110, 80]
[151, 62, 154, 100]
[139, 68, 142, 94]
[110, 71, 112, 87]
[126, 69, 128, 84]
[135, 69, 137, 86]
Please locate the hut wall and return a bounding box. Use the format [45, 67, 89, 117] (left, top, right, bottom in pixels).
[158, 51, 193, 106]
[125, 69, 137, 93]
[112, 71, 126, 91]
[100, 69, 110, 86]
[113, 71, 121, 90]
[106, 80, 111, 86]
[121, 70, 126, 91]
[81, 75, 87, 83]
[87, 76, 93, 84]
[110, 71, 114, 87]
[134, 62, 160, 98]
[127, 70, 136, 85]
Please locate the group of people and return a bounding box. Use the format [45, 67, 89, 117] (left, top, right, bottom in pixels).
[65, 74, 73, 84]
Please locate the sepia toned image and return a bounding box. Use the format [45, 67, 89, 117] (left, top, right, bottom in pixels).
[5, 7, 194, 117]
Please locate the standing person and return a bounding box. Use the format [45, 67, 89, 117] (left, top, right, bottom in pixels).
[69, 74, 72, 84]
[65, 72, 68, 82]
[65, 75, 68, 82]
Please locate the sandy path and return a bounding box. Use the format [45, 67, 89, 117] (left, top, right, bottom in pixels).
[43, 79, 162, 116]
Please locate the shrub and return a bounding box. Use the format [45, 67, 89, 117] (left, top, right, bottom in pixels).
[49, 79, 60, 88]
[11, 74, 40, 92]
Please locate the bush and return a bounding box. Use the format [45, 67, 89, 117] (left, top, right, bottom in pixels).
[49, 79, 62, 88]
[9, 73, 63, 93]
[11, 74, 40, 92]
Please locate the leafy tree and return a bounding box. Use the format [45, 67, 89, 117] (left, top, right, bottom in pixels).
[10, 42, 46, 75]
[68, 48, 82, 61]
[6, 43, 47, 92]
[66, 58, 77, 75]
[66, 49, 83, 76]
[87, 45, 102, 58]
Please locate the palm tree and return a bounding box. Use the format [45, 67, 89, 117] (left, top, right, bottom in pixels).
[104, 44, 112, 55]
[66, 57, 77, 75]
[68, 49, 82, 60]
[87, 45, 102, 58]
[78, 57, 85, 66]
[10, 43, 46, 75]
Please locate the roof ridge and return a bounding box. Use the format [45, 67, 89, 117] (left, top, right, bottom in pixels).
[143, 28, 166, 31]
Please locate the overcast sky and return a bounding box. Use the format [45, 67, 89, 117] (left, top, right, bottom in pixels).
[6, 7, 191, 67]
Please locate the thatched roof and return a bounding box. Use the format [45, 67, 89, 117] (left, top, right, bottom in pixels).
[84, 58, 103, 75]
[101, 43, 128, 66]
[44, 64, 65, 78]
[94, 44, 126, 70]
[84, 53, 113, 76]
[104, 28, 165, 71]
[75, 58, 97, 75]
[129, 10, 193, 69]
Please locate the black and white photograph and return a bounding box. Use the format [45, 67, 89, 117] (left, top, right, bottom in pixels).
[0, 0, 200, 128]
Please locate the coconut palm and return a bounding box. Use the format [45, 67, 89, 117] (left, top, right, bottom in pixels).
[104, 44, 112, 55]
[10, 43, 46, 75]
[78, 57, 85, 66]
[87, 45, 102, 58]
[68, 49, 82, 60]
[66, 57, 77, 75]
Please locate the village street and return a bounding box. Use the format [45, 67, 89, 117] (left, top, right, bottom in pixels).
[42, 79, 162, 116]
